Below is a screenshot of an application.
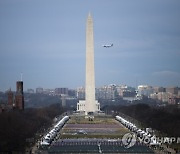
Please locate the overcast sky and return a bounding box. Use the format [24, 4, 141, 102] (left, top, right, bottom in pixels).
[0, 0, 180, 91]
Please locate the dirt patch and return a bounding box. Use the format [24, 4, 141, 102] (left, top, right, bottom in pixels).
[60, 116, 129, 139]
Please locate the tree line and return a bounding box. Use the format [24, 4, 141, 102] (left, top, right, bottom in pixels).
[103, 103, 180, 137]
[0, 103, 64, 152]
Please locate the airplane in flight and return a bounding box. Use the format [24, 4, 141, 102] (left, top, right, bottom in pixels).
[102, 44, 113, 48]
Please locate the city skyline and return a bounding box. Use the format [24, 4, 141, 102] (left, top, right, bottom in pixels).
[0, 0, 180, 91]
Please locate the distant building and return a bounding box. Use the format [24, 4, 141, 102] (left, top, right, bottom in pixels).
[137, 85, 153, 97]
[43, 89, 55, 95]
[0, 81, 25, 112]
[0, 104, 5, 113]
[116, 85, 139, 102]
[150, 91, 179, 105]
[150, 93, 158, 100]
[96, 84, 117, 100]
[153, 87, 165, 93]
[36, 87, 43, 94]
[121, 91, 136, 97]
[68, 89, 76, 97]
[27, 89, 34, 93]
[7, 89, 14, 106]
[166, 87, 178, 95]
[150, 92, 169, 102]
[116, 85, 135, 97]
[77, 87, 85, 99]
[61, 95, 66, 107]
[55, 88, 68, 96]
[168, 96, 179, 105]
[15, 81, 24, 110]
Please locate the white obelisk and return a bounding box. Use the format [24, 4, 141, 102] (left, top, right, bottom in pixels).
[77, 13, 100, 115]
[85, 13, 96, 113]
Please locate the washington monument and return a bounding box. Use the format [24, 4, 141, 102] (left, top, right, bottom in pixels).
[77, 13, 100, 115]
